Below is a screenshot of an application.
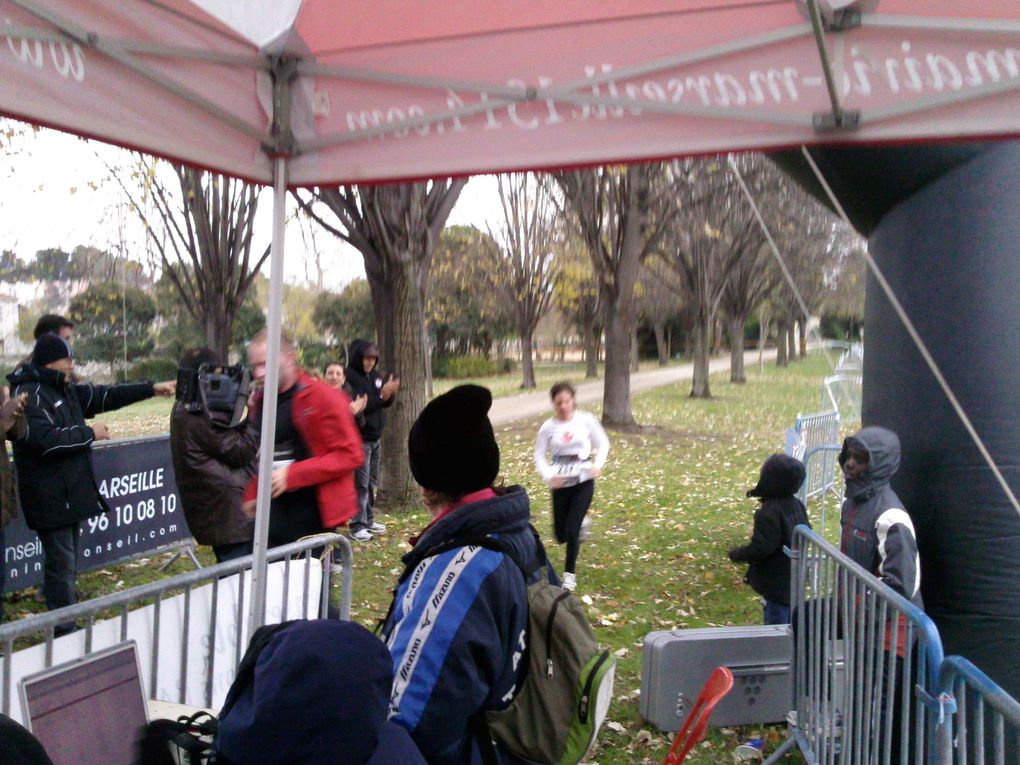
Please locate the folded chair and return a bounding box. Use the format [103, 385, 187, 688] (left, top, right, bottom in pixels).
[661, 666, 735, 765]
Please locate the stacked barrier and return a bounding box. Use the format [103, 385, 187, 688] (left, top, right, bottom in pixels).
[0, 533, 352, 718]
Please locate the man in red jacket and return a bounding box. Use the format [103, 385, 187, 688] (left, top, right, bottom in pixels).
[243, 330, 364, 546]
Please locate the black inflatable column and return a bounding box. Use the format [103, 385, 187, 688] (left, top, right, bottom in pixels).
[865, 142, 1020, 699]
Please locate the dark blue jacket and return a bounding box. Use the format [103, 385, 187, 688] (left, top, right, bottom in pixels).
[216, 619, 425, 765]
[382, 487, 536, 765]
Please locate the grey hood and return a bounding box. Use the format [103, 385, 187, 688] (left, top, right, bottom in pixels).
[840, 426, 901, 503]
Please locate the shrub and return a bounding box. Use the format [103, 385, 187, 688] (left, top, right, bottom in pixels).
[433, 355, 515, 379]
[127, 357, 178, 382]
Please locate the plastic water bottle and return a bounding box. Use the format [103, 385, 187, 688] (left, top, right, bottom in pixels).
[733, 738, 765, 762]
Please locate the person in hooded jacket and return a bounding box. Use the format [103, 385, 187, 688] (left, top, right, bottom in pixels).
[382, 385, 535, 765]
[213, 619, 426, 765]
[345, 339, 399, 541]
[729, 453, 810, 625]
[838, 426, 922, 608]
[7, 334, 175, 626]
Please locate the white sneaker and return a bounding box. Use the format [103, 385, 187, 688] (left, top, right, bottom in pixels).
[369, 522, 387, 534]
[351, 529, 373, 542]
[562, 572, 577, 592]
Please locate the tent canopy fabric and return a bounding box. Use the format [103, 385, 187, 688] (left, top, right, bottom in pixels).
[4, 0, 1020, 187]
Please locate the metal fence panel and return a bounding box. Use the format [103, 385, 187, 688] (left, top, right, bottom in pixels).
[822, 374, 863, 424]
[935, 656, 1020, 765]
[0, 533, 352, 719]
[765, 526, 944, 765]
[793, 412, 841, 500]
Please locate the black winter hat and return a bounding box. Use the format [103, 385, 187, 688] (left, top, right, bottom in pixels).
[746, 453, 806, 499]
[408, 384, 499, 495]
[32, 333, 72, 367]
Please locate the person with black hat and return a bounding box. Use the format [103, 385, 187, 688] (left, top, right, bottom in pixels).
[6, 333, 175, 628]
[728, 453, 810, 625]
[382, 384, 536, 765]
[345, 339, 399, 541]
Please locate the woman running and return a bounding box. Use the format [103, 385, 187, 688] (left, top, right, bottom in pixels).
[534, 381, 610, 592]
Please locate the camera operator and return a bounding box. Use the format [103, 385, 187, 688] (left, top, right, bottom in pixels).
[170, 348, 259, 563]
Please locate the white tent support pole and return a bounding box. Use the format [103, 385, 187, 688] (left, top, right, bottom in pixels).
[7, 0, 268, 144]
[804, 0, 851, 129]
[301, 23, 810, 97]
[860, 15, 1020, 34]
[1, 25, 265, 66]
[306, 84, 811, 152]
[863, 76, 1020, 125]
[799, 145, 1020, 521]
[248, 155, 289, 637]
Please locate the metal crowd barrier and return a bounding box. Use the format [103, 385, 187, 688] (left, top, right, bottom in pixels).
[0, 533, 352, 716]
[933, 656, 1020, 765]
[821, 374, 863, 424]
[796, 445, 843, 541]
[793, 411, 840, 495]
[766, 526, 944, 765]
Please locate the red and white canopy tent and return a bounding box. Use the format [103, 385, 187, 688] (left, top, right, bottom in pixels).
[3, 0, 1020, 632]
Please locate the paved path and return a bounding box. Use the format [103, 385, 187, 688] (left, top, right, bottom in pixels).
[488, 347, 778, 426]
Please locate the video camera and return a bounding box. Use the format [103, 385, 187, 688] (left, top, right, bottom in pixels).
[175, 363, 251, 427]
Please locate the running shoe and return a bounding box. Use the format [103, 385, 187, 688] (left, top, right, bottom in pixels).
[351, 529, 373, 542]
[562, 572, 577, 592]
[369, 522, 387, 534]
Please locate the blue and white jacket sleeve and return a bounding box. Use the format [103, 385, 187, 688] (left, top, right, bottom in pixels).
[384, 546, 527, 765]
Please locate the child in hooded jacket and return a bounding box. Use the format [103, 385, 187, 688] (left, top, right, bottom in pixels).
[729, 453, 810, 625]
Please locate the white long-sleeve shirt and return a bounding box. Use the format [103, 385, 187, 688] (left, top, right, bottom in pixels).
[534, 411, 610, 486]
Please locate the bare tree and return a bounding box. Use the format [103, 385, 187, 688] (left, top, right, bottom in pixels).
[660, 155, 768, 398]
[486, 174, 559, 389]
[719, 240, 774, 382]
[118, 162, 268, 361]
[296, 181, 465, 506]
[552, 233, 602, 379]
[551, 164, 671, 426]
[638, 260, 681, 367]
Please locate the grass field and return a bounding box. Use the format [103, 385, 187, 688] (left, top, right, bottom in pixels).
[4, 354, 839, 764]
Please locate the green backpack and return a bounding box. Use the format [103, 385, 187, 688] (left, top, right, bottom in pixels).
[432, 530, 616, 765]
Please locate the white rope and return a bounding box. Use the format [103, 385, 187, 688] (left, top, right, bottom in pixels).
[800, 145, 1020, 521]
[727, 155, 837, 373]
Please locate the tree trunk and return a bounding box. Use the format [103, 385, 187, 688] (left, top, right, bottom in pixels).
[630, 326, 640, 372]
[729, 316, 746, 383]
[584, 316, 598, 378]
[797, 315, 808, 357]
[654, 322, 668, 366]
[690, 315, 712, 398]
[378, 257, 426, 509]
[520, 331, 536, 388]
[787, 323, 797, 363]
[602, 302, 635, 425]
[776, 321, 789, 367]
[203, 308, 232, 364]
[712, 318, 724, 356]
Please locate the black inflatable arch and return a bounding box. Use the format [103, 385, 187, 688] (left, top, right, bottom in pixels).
[775, 143, 1020, 702]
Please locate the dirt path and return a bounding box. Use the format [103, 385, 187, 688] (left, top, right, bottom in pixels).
[488, 348, 778, 426]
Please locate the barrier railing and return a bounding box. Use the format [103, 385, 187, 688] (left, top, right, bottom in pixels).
[933, 656, 1020, 764]
[796, 445, 843, 541]
[821, 374, 862, 424]
[0, 533, 352, 719]
[765, 526, 944, 765]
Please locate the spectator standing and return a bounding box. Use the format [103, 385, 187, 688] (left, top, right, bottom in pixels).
[534, 381, 609, 592]
[6, 334, 175, 629]
[170, 348, 259, 564]
[242, 331, 364, 547]
[728, 453, 810, 625]
[345, 339, 399, 542]
[0, 390, 26, 623]
[382, 385, 534, 765]
[324, 361, 368, 428]
[32, 314, 74, 343]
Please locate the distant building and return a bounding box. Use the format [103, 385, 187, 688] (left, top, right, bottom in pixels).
[0, 292, 26, 357]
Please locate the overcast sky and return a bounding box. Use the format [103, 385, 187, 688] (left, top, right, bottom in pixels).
[0, 125, 500, 291]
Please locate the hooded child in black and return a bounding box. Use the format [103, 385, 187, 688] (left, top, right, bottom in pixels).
[729, 453, 810, 625]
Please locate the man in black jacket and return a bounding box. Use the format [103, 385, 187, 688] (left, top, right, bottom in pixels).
[345, 340, 399, 541]
[7, 334, 175, 627]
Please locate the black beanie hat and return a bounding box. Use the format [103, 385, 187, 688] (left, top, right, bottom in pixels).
[33, 333, 72, 367]
[408, 384, 499, 495]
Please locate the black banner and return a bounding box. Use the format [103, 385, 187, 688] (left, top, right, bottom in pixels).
[3, 435, 190, 593]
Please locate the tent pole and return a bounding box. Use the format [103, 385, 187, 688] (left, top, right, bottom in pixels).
[247, 155, 288, 637]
